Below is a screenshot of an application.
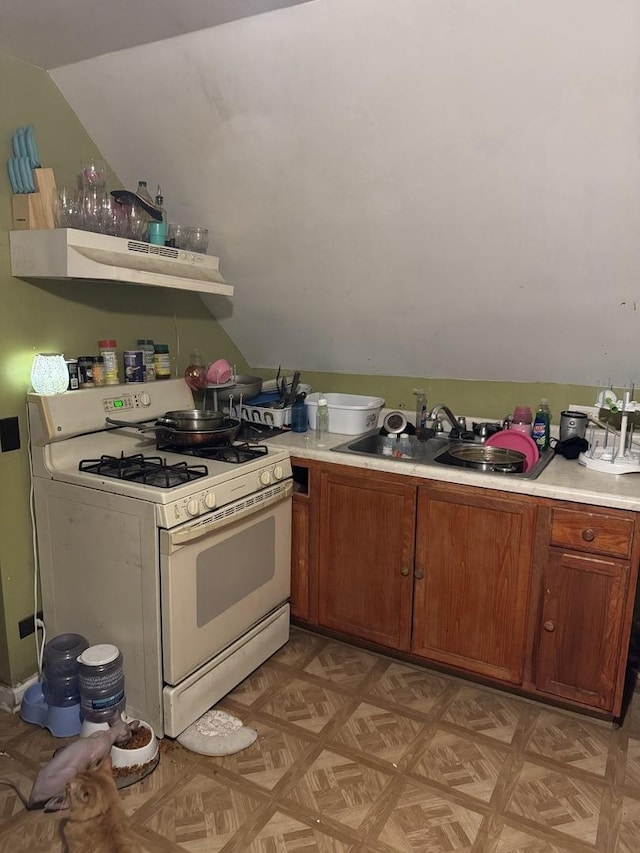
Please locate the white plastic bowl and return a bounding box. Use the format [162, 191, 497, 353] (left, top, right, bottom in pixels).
[110, 720, 157, 769]
[305, 393, 384, 435]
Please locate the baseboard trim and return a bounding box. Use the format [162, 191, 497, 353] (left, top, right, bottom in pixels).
[0, 673, 39, 714]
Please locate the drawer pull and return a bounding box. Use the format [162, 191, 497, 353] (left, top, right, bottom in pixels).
[414, 569, 424, 580]
[581, 528, 595, 542]
[543, 620, 556, 632]
[400, 566, 410, 576]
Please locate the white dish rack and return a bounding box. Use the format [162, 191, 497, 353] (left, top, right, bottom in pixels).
[225, 403, 292, 428]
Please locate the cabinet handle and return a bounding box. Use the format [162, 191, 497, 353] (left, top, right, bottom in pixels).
[543, 620, 556, 632]
[400, 566, 410, 576]
[581, 528, 595, 542]
[414, 569, 424, 580]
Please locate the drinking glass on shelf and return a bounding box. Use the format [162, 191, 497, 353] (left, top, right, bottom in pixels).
[80, 158, 106, 189]
[52, 187, 78, 228]
[79, 186, 107, 232]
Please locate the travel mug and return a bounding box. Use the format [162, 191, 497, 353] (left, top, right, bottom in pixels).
[559, 411, 588, 441]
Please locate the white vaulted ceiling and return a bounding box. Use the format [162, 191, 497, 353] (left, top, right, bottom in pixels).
[4, 0, 640, 385]
[0, 0, 314, 69]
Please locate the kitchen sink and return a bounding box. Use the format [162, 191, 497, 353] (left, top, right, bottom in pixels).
[331, 431, 555, 480]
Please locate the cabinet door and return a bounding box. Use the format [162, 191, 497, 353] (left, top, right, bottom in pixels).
[413, 485, 535, 684]
[534, 550, 629, 710]
[317, 467, 416, 650]
[291, 496, 310, 621]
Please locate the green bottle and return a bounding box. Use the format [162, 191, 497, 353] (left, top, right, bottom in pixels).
[532, 399, 551, 450]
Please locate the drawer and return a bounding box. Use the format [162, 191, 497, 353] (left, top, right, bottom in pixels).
[550, 508, 633, 559]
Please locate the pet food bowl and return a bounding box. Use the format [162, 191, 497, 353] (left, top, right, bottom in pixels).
[20, 682, 82, 737]
[110, 720, 158, 769]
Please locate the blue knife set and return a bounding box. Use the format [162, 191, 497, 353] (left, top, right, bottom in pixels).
[7, 125, 41, 193]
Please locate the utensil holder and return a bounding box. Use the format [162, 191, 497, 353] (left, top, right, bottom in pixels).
[11, 168, 57, 230]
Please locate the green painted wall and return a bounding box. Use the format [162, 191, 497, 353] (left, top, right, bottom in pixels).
[0, 52, 248, 688]
[250, 369, 598, 424]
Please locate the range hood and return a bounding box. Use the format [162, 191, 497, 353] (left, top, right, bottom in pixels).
[9, 228, 233, 296]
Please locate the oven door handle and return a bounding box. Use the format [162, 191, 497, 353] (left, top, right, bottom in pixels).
[164, 480, 293, 549]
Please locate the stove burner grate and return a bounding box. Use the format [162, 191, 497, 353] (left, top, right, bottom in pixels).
[157, 440, 269, 463]
[79, 453, 208, 488]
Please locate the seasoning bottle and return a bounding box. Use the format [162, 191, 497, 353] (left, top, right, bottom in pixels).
[78, 356, 95, 388]
[65, 358, 79, 391]
[510, 406, 532, 435]
[315, 395, 330, 445]
[99, 340, 119, 385]
[137, 339, 156, 381]
[92, 356, 105, 386]
[291, 393, 308, 433]
[532, 399, 552, 450]
[153, 343, 171, 379]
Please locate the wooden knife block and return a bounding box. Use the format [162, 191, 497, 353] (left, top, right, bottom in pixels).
[11, 168, 57, 230]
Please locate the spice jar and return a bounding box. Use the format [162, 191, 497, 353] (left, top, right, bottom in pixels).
[137, 339, 156, 381]
[99, 339, 119, 385]
[78, 356, 95, 388]
[65, 358, 79, 391]
[92, 356, 105, 386]
[153, 343, 171, 380]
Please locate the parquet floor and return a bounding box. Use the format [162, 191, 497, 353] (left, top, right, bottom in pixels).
[1, 627, 640, 852]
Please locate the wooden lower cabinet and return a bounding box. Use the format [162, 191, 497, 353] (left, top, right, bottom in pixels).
[291, 459, 640, 717]
[533, 549, 628, 710]
[528, 503, 639, 715]
[413, 483, 536, 684]
[316, 466, 416, 651]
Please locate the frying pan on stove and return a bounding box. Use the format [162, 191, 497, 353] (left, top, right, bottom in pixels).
[105, 416, 241, 447]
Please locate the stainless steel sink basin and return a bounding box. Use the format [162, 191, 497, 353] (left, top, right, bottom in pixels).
[331, 431, 555, 480]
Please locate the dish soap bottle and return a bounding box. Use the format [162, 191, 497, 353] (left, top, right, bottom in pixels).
[532, 399, 551, 450]
[315, 396, 330, 445]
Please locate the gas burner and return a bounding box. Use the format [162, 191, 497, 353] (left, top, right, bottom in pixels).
[158, 440, 270, 463]
[79, 453, 208, 488]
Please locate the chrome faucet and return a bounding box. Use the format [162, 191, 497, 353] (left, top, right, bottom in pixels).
[428, 404, 462, 435]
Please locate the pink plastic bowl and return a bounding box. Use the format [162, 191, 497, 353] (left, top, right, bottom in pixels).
[207, 359, 232, 385]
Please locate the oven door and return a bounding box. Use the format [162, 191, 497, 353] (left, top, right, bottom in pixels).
[160, 480, 292, 685]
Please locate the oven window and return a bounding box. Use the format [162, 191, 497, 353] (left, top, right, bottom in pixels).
[196, 516, 276, 627]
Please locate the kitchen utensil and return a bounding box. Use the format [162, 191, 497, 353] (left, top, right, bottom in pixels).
[207, 359, 232, 385]
[445, 444, 526, 473]
[472, 421, 502, 440]
[7, 158, 19, 193]
[25, 125, 41, 168]
[485, 430, 539, 472]
[105, 416, 241, 447]
[284, 371, 301, 408]
[184, 364, 208, 391]
[15, 127, 28, 158]
[161, 409, 225, 430]
[382, 411, 408, 435]
[9, 157, 24, 193]
[215, 376, 263, 405]
[18, 156, 35, 192]
[559, 410, 588, 442]
[111, 189, 163, 221]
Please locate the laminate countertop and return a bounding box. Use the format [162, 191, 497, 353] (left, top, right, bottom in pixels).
[266, 429, 640, 513]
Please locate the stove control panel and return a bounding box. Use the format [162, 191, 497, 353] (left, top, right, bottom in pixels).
[102, 391, 153, 413]
[156, 457, 293, 528]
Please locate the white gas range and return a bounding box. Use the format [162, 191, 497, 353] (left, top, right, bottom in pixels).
[28, 379, 293, 737]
